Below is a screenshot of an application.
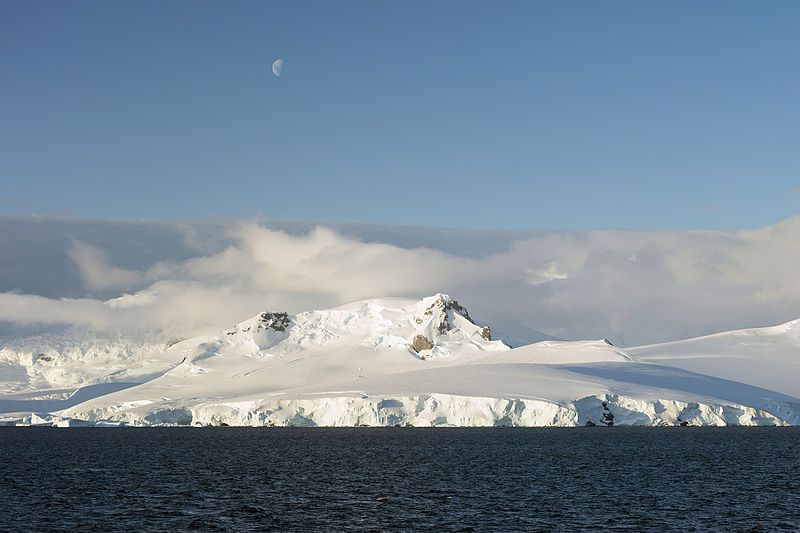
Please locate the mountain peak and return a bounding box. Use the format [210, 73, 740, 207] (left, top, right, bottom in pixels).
[215, 294, 504, 361]
[409, 294, 494, 357]
[414, 293, 472, 331]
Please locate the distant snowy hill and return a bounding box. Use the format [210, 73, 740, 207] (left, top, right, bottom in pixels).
[629, 319, 800, 398]
[0, 327, 177, 393]
[2, 295, 799, 427]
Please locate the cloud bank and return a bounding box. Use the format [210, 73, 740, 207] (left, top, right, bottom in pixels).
[1, 216, 800, 345]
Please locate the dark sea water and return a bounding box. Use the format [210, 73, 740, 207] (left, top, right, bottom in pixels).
[1, 428, 799, 532]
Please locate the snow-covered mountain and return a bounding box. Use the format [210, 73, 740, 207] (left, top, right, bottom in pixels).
[629, 319, 800, 398]
[0, 327, 177, 392]
[2, 294, 799, 427]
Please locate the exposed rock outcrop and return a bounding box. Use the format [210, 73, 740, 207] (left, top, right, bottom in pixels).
[421, 295, 472, 334]
[257, 312, 290, 332]
[226, 311, 291, 336]
[408, 294, 496, 356]
[412, 334, 434, 353]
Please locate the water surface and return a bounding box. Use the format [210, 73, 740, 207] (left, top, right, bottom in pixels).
[1, 427, 798, 531]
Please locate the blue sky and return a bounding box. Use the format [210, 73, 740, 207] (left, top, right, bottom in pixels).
[1, 1, 798, 230]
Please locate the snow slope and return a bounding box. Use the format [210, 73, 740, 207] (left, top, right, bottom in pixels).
[0, 328, 180, 392]
[2, 295, 799, 427]
[629, 319, 800, 398]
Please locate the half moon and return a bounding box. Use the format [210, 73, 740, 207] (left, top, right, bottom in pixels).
[271, 58, 284, 77]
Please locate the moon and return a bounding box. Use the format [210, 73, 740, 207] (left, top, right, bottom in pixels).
[271, 58, 284, 77]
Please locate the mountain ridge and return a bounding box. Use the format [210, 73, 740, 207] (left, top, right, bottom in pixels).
[1, 294, 798, 427]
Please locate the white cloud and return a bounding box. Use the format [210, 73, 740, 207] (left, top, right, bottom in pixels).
[66, 241, 146, 291]
[2, 217, 800, 345]
[524, 262, 569, 286]
[67, 240, 177, 292]
[0, 293, 116, 329]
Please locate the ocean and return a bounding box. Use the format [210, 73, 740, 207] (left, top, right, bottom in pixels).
[1, 427, 798, 531]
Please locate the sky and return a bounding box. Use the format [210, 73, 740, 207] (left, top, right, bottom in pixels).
[2, 1, 799, 230]
[2, 3, 800, 346]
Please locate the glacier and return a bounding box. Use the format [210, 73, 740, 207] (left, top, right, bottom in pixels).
[2, 294, 799, 427]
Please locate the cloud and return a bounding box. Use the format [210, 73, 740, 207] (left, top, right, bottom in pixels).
[67, 240, 179, 293]
[2, 216, 800, 345]
[524, 262, 569, 286]
[67, 241, 147, 291]
[0, 293, 114, 329]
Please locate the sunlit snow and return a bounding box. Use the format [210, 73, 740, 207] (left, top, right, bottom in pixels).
[2, 295, 798, 427]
